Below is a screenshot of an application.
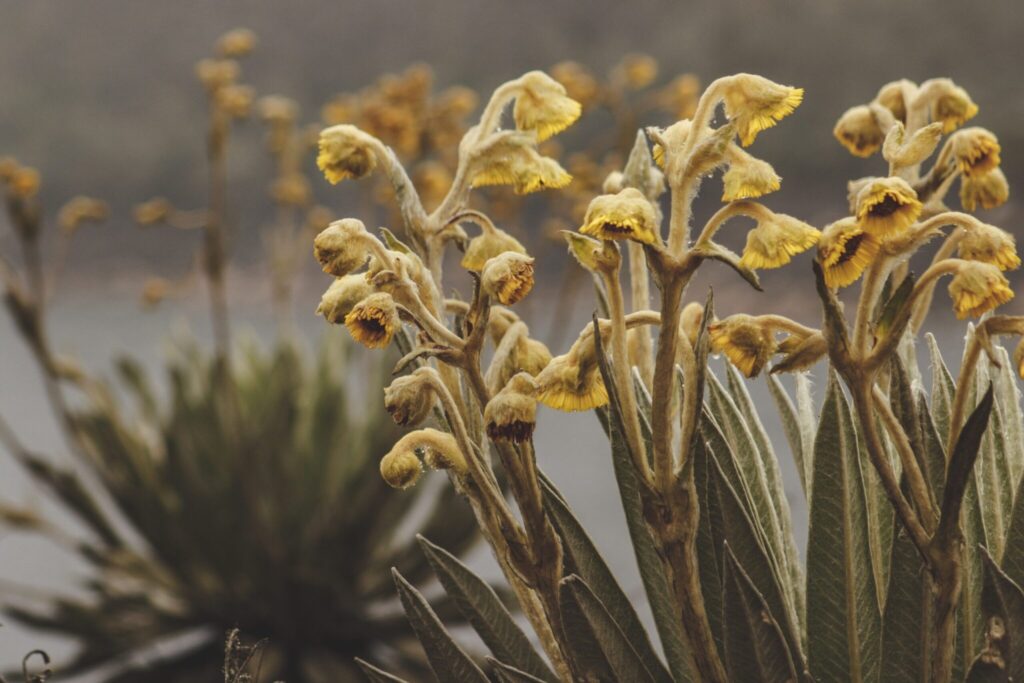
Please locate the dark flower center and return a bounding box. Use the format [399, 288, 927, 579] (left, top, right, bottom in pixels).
[869, 195, 902, 218]
[836, 233, 865, 266]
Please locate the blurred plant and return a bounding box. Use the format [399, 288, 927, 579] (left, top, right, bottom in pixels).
[0, 29, 481, 682]
[311, 64, 1024, 683]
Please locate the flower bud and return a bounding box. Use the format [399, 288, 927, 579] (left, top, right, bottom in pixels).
[316, 124, 378, 184]
[485, 373, 538, 443]
[384, 369, 436, 427]
[259, 95, 298, 126]
[2, 164, 40, 199]
[833, 105, 884, 158]
[482, 252, 535, 305]
[345, 292, 400, 349]
[615, 54, 658, 90]
[415, 429, 468, 475]
[721, 74, 803, 147]
[314, 219, 369, 276]
[217, 28, 257, 58]
[316, 274, 373, 324]
[216, 84, 254, 119]
[195, 58, 239, 92]
[651, 119, 693, 168]
[958, 223, 1020, 271]
[854, 177, 922, 237]
[882, 122, 944, 168]
[579, 187, 659, 245]
[133, 197, 174, 225]
[550, 61, 600, 110]
[708, 314, 777, 378]
[960, 168, 1009, 212]
[57, 196, 109, 233]
[948, 261, 1014, 319]
[513, 71, 582, 142]
[772, 332, 827, 374]
[380, 448, 422, 490]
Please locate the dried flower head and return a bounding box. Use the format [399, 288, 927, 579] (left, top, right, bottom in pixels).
[818, 217, 880, 288]
[316, 124, 378, 184]
[534, 352, 608, 412]
[460, 223, 526, 272]
[271, 174, 312, 207]
[217, 28, 257, 58]
[958, 223, 1020, 271]
[948, 261, 1014, 319]
[960, 168, 1009, 211]
[722, 74, 804, 147]
[722, 152, 782, 201]
[482, 252, 535, 305]
[470, 134, 572, 195]
[316, 274, 373, 324]
[345, 292, 400, 349]
[854, 177, 922, 237]
[485, 373, 538, 443]
[513, 71, 582, 142]
[834, 105, 885, 158]
[615, 54, 658, 90]
[579, 187, 659, 245]
[931, 81, 978, 133]
[195, 58, 239, 92]
[3, 163, 40, 198]
[314, 219, 370, 276]
[738, 213, 820, 270]
[379, 447, 423, 490]
[709, 314, 777, 378]
[384, 369, 436, 427]
[133, 197, 174, 225]
[259, 95, 298, 128]
[216, 84, 254, 118]
[58, 196, 109, 233]
[140, 277, 170, 309]
[951, 128, 1001, 178]
[550, 61, 600, 110]
[419, 430, 468, 475]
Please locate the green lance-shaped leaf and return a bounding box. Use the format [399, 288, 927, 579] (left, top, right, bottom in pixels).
[391, 568, 490, 683]
[355, 659, 412, 683]
[417, 536, 557, 683]
[994, 344, 1024, 487]
[722, 544, 800, 683]
[879, 526, 929, 682]
[969, 546, 1024, 682]
[694, 435, 726, 656]
[562, 575, 658, 683]
[558, 573, 616, 681]
[927, 333, 956, 440]
[917, 388, 948, 503]
[805, 373, 881, 683]
[592, 316, 693, 682]
[724, 365, 804, 626]
[487, 659, 549, 683]
[1002, 463, 1024, 590]
[540, 479, 672, 683]
[874, 271, 915, 340]
[766, 373, 810, 498]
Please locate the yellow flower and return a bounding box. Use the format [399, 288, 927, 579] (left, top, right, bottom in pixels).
[579, 187, 659, 245]
[818, 217, 881, 288]
[854, 177, 922, 237]
[722, 74, 804, 147]
[960, 168, 1009, 211]
[482, 252, 535, 305]
[316, 124, 378, 184]
[614, 54, 658, 90]
[932, 82, 978, 133]
[513, 71, 582, 142]
[57, 196, 109, 234]
[535, 353, 608, 412]
[313, 219, 369, 276]
[270, 174, 312, 207]
[461, 225, 526, 272]
[5, 165, 40, 199]
[217, 28, 257, 58]
[958, 223, 1020, 271]
[739, 213, 820, 270]
[379, 447, 422, 490]
[951, 128, 1001, 178]
[948, 261, 1014, 319]
[708, 314, 777, 378]
[722, 150, 781, 201]
[345, 293, 400, 349]
[470, 132, 572, 195]
[484, 373, 538, 443]
[258, 95, 298, 126]
[195, 58, 239, 92]
[551, 61, 600, 110]
[316, 274, 373, 324]
[833, 105, 884, 158]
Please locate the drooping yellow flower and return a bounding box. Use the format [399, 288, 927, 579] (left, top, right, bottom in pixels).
[258, 95, 298, 126]
[818, 217, 881, 288]
[854, 177, 922, 237]
[513, 71, 582, 142]
[958, 223, 1020, 271]
[379, 447, 423, 490]
[57, 196, 109, 234]
[875, 80, 911, 122]
[722, 74, 804, 147]
[615, 54, 659, 90]
[313, 219, 369, 276]
[951, 128, 1001, 178]
[708, 314, 777, 378]
[461, 225, 526, 272]
[739, 213, 820, 270]
[579, 187, 659, 245]
[345, 292, 400, 349]
[195, 58, 239, 92]
[316, 274, 373, 325]
[133, 197, 174, 225]
[270, 174, 312, 207]
[833, 105, 885, 158]
[550, 61, 601, 110]
[217, 28, 257, 58]
[316, 124, 378, 184]
[948, 261, 1014, 319]
[470, 135, 572, 195]
[482, 252, 535, 305]
[384, 369, 436, 427]
[484, 373, 538, 443]
[932, 81, 978, 133]
[534, 353, 608, 412]
[3, 163, 40, 199]
[960, 168, 1009, 211]
[722, 150, 782, 201]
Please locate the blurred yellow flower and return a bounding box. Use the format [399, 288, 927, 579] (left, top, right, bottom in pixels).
[217, 28, 257, 58]
[932, 82, 978, 133]
[960, 168, 1009, 211]
[958, 223, 1020, 271]
[379, 447, 422, 490]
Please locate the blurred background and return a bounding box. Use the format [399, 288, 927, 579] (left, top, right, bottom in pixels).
[1, 0, 1022, 679]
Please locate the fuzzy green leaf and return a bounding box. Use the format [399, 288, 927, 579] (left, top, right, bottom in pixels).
[391, 568, 489, 683]
[766, 374, 810, 497]
[879, 527, 928, 682]
[416, 536, 556, 682]
[558, 573, 616, 680]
